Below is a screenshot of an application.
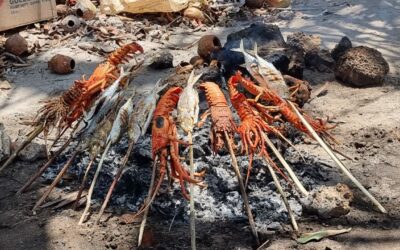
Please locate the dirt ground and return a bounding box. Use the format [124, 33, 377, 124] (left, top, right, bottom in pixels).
[1, 0, 400, 249]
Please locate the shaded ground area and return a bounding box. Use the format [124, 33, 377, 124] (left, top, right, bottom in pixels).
[1, 0, 400, 249]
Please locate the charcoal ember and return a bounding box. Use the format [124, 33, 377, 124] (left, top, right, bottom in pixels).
[221, 23, 286, 74]
[302, 183, 354, 219]
[198, 64, 222, 83]
[331, 36, 352, 61]
[14, 139, 46, 162]
[305, 49, 334, 73]
[0, 123, 11, 162]
[335, 46, 389, 87]
[211, 166, 237, 192]
[149, 51, 173, 69]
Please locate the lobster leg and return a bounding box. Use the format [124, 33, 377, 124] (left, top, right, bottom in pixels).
[197, 109, 211, 127]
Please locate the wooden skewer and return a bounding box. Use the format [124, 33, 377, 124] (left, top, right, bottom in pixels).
[287, 101, 387, 214]
[224, 131, 260, 246]
[263, 156, 299, 231]
[188, 131, 197, 250]
[262, 133, 309, 196]
[138, 156, 158, 247]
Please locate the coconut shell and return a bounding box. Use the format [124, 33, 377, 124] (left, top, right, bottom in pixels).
[5, 34, 28, 56]
[197, 35, 221, 61]
[48, 54, 75, 74]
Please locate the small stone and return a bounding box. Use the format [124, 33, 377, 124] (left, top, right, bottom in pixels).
[302, 183, 354, 219]
[335, 46, 389, 87]
[0, 123, 11, 162]
[13, 139, 46, 162]
[331, 36, 352, 61]
[149, 51, 173, 69]
[278, 10, 295, 20]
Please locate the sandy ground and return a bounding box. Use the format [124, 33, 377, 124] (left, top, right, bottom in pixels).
[1, 0, 400, 249]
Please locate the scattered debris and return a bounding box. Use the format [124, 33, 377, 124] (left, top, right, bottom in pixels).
[302, 183, 354, 219]
[5, 34, 28, 56]
[0, 80, 12, 90]
[335, 46, 389, 87]
[48, 54, 76, 74]
[75, 0, 97, 20]
[297, 228, 352, 244]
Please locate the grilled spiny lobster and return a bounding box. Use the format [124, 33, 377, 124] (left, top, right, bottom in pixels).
[35, 42, 143, 131]
[232, 71, 336, 143]
[152, 87, 204, 200]
[198, 82, 237, 153]
[227, 74, 288, 186]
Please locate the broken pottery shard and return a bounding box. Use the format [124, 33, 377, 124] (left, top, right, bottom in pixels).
[302, 183, 354, 219]
[335, 46, 389, 87]
[331, 36, 352, 61]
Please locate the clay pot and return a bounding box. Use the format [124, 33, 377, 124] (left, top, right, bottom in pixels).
[5, 34, 28, 56]
[266, 0, 291, 8]
[61, 15, 81, 33]
[48, 54, 75, 74]
[197, 35, 221, 61]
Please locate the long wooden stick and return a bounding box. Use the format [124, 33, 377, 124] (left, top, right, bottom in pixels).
[262, 133, 309, 196]
[79, 141, 111, 225]
[74, 156, 96, 210]
[188, 132, 196, 250]
[33, 148, 79, 211]
[138, 156, 158, 247]
[263, 157, 299, 231]
[17, 137, 72, 194]
[287, 101, 387, 213]
[97, 140, 135, 223]
[224, 131, 260, 246]
[0, 124, 44, 174]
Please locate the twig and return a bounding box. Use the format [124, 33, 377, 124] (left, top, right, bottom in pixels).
[3, 52, 27, 64]
[224, 131, 260, 246]
[74, 156, 96, 210]
[138, 156, 158, 247]
[263, 133, 309, 196]
[188, 131, 196, 250]
[263, 157, 299, 231]
[287, 101, 387, 213]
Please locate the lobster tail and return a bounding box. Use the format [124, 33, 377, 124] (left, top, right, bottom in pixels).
[107, 42, 144, 66]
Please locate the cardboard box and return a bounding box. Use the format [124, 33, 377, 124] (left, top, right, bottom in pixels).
[0, 0, 57, 32]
